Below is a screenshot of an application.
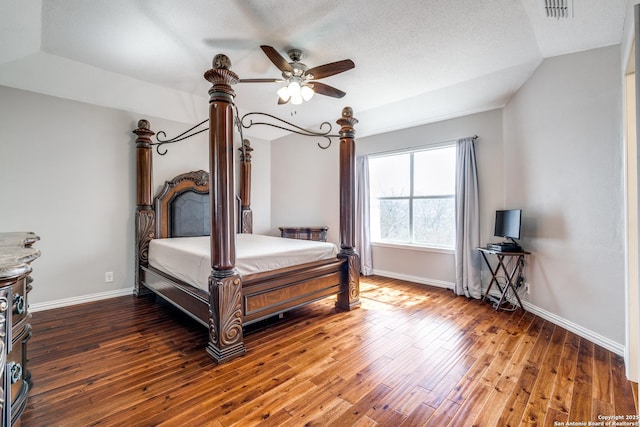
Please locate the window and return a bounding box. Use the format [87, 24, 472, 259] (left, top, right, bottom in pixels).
[369, 145, 456, 248]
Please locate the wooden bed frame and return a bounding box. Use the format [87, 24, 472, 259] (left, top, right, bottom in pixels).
[133, 54, 360, 364]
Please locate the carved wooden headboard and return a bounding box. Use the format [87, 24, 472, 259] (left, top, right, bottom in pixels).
[154, 170, 210, 239]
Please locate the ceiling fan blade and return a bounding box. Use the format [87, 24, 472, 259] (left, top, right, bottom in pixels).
[260, 45, 293, 73]
[277, 96, 288, 105]
[306, 59, 355, 80]
[311, 82, 346, 98]
[238, 78, 282, 83]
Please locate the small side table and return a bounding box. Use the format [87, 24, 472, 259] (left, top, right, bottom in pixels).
[476, 247, 530, 311]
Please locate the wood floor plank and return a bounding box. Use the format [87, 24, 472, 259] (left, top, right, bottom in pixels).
[330, 383, 395, 426]
[563, 337, 593, 425]
[137, 362, 300, 426]
[547, 330, 580, 416]
[424, 397, 461, 426]
[329, 355, 394, 404]
[279, 390, 349, 426]
[19, 275, 638, 426]
[501, 316, 544, 383]
[422, 354, 476, 408]
[446, 382, 492, 427]
[497, 363, 539, 426]
[391, 385, 432, 417]
[469, 377, 517, 427]
[592, 343, 614, 405]
[591, 398, 614, 424]
[419, 336, 477, 392]
[445, 352, 494, 404]
[543, 407, 568, 427]
[521, 324, 566, 426]
[399, 402, 436, 427]
[289, 398, 354, 427]
[250, 408, 294, 427]
[611, 352, 639, 417]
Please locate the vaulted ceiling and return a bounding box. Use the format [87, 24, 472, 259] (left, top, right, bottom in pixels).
[0, 0, 629, 139]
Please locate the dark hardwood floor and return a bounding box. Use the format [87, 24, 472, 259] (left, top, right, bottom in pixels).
[22, 276, 638, 426]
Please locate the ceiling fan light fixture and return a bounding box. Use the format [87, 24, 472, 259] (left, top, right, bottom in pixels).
[250, 45, 355, 106]
[301, 85, 314, 101]
[288, 81, 301, 96]
[279, 80, 311, 104]
[277, 86, 290, 102]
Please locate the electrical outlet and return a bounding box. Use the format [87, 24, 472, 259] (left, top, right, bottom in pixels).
[105, 272, 114, 283]
[525, 282, 530, 295]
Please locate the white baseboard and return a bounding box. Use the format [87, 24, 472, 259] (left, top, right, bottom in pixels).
[521, 300, 625, 356]
[371, 271, 625, 356]
[30, 288, 134, 312]
[371, 269, 455, 289]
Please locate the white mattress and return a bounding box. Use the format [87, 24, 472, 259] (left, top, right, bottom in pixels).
[148, 234, 338, 291]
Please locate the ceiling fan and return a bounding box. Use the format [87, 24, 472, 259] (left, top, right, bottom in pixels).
[239, 45, 355, 105]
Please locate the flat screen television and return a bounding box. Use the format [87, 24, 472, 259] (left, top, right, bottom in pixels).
[494, 209, 522, 241]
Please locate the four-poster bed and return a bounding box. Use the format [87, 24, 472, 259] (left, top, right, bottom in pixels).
[133, 54, 361, 363]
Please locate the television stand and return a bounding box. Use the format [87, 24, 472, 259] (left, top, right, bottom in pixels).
[476, 247, 530, 311]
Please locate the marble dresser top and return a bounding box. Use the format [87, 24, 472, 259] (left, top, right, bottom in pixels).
[0, 232, 40, 280]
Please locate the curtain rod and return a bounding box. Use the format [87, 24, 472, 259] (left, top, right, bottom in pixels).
[366, 134, 478, 158]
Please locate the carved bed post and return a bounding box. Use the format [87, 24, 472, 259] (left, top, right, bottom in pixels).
[336, 107, 361, 311]
[239, 139, 253, 233]
[203, 54, 246, 363]
[133, 119, 155, 297]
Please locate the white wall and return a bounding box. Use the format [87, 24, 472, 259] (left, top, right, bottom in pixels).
[270, 134, 341, 240]
[503, 45, 625, 345]
[0, 85, 271, 305]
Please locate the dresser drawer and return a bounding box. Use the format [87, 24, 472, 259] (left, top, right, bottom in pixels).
[7, 324, 30, 424]
[10, 279, 28, 333]
[279, 226, 328, 242]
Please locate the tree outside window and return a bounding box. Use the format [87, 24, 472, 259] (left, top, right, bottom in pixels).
[369, 145, 456, 248]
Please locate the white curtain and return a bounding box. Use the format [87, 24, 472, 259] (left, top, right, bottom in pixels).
[454, 137, 482, 298]
[356, 155, 373, 275]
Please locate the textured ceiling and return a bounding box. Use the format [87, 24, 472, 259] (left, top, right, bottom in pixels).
[0, 0, 629, 139]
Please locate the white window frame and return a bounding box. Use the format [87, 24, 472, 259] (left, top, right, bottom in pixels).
[369, 142, 456, 251]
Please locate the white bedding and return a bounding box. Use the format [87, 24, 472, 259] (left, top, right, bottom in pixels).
[148, 234, 338, 291]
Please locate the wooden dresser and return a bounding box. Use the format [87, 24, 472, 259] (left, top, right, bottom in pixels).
[279, 226, 328, 242]
[0, 232, 39, 426]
